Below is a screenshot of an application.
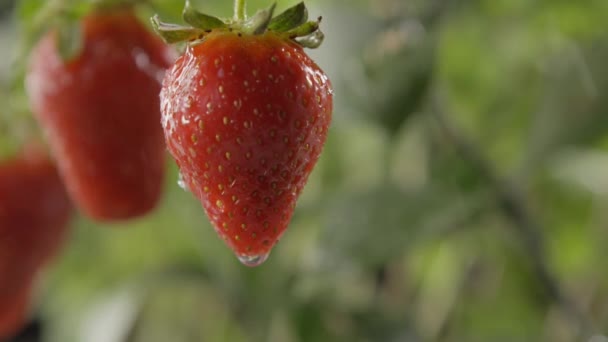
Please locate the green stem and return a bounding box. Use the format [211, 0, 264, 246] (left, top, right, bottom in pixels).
[234, 0, 246, 21]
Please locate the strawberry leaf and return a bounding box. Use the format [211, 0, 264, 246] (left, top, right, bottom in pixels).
[182, 0, 226, 31]
[295, 30, 324, 49]
[151, 15, 207, 44]
[268, 2, 308, 32]
[242, 2, 276, 35]
[285, 19, 320, 38]
[57, 19, 83, 62]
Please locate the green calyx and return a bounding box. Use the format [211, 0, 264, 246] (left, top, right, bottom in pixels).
[151, 1, 325, 48]
[19, 0, 148, 64]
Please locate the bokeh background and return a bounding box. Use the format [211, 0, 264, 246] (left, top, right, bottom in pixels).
[2, 0, 608, 341]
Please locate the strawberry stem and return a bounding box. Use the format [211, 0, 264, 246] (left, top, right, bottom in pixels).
[234, 0, 247, 21]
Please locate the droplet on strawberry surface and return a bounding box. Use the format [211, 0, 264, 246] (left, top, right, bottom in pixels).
[177, 172, 188, 191]
[237, 252, 270, 267]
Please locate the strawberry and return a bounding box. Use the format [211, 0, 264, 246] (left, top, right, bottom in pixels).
[26, 8, 175, 221]
[153, 1, 332, 265]
[0, 147, 72, 339]
[0, 281, 32, 340]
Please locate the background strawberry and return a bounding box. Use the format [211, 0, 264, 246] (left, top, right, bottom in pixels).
[0, 147, 72, 339]
[0, 281, 32, 340]
[155, 2, 332, 265]
[26, 8, 175, 221]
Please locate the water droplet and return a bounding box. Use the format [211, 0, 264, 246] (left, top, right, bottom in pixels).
[181, 115, 191, 125]
[177, 173, 188, 191]
[237, 252, 269, 267]
[306, 75, 313, 88]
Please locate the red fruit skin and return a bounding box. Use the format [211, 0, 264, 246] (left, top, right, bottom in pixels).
[26, 9, 176, 221]
[0, 281, 32, 340]
[161, 31, 332, 259]
[0, 149, 72, 339]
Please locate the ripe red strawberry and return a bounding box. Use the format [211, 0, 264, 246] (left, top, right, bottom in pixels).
[154, 2, 332, 265]
[26, 8, 175, 221]
[0, 147, 72, 338]
[0, 281, 32, 340]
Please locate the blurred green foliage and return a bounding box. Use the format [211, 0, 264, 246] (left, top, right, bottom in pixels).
[2, 0, 608, 341]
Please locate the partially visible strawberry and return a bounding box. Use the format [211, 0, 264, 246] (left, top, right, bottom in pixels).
[154, 2, 332, 265]
[0, 147, 72, 339]
[26, 8, 175, 221]
[0, 281, 32, 340]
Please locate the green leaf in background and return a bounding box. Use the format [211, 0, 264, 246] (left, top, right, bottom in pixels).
[15, 0, 45, 23]
[321, 185, 484, 268]
[126, 278, 246, 342]
[525, 37, 608, 168]
[347, 22, 434, 137]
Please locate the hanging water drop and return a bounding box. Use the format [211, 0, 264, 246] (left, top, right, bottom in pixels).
[177, 172, 188, 191]
[237, 252, 269, 267]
